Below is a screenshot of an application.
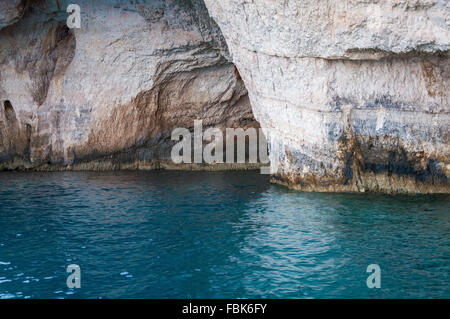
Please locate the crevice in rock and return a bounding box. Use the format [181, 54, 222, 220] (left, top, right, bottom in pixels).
[29, 23, 76, 106]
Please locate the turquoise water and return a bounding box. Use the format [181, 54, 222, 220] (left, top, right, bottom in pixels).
[0, 171, 448, 299]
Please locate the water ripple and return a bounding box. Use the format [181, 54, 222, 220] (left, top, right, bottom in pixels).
[0, 171, 448, 299]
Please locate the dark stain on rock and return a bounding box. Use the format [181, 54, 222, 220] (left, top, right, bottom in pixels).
[420, 59, 447, 98]
[339, 131, 449, 189]
[234, 66, 242, 82]
[275, 123, 449, 192]
[331, 95, 404, 111]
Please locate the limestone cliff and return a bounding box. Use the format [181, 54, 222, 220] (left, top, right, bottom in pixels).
[1, 0, 449, 193]
[204, 0, 450, 193]
[0, 0, 256, 171]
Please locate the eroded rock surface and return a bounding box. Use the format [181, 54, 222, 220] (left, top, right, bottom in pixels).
[0, 0, 256, 170]
[1, 0, 449, 193]
[0, 0, 26, 30]
[204, 0, 450, 193]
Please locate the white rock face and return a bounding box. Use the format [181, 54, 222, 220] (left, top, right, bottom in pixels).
[204, 0, 450, 192]
[0, 0, 256, 170]
[204, 0, 450, 59]
[1, 0, 448, 193]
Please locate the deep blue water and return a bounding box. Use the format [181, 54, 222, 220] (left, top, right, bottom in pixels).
[0, 171, 448, 299]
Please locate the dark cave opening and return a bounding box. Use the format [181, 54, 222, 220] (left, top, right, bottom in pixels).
[3, 100, 14, 114]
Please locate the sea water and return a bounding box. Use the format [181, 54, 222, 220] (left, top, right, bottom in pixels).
[0, 171, 448, 299]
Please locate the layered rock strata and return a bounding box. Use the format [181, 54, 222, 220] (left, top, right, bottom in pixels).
[1, 0, 449, 193]
[204, 0, 450, 193]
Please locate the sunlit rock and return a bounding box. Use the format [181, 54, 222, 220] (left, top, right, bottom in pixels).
[204, 0, 450, 193]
